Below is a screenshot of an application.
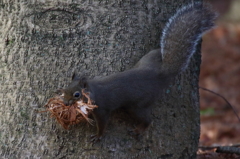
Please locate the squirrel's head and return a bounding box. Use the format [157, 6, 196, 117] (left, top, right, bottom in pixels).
[57, 73, 88, 106]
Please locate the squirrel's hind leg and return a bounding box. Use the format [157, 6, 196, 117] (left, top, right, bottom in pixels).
[127, 107, 152, 139]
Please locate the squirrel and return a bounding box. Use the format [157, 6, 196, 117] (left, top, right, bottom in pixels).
[58, 3, 217, 142]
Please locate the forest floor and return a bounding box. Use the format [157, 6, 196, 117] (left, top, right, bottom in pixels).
[197, 23, 240, 158]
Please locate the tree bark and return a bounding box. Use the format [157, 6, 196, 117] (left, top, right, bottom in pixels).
[0, 0, 200, 158]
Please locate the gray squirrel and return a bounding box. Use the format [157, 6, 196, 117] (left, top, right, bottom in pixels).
[58, 3, 217, 142]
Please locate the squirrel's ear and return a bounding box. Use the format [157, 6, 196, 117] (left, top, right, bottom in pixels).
[79, 77, 88, 88]
[72, 72, 79, 80]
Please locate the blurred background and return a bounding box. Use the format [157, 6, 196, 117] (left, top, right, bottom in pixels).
[200, 0, 240, 147]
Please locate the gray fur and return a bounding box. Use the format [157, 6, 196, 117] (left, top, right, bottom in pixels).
[160, 3, 217, 73]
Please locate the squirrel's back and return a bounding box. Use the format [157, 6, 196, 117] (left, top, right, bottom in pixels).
[160, 3, 217, 74]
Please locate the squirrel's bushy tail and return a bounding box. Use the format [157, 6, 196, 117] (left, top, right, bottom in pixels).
[160, 3, 217, 74]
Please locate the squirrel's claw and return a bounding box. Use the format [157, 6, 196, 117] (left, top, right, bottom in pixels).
[127, 129, 141, 140]
[90, 134, 102, 144]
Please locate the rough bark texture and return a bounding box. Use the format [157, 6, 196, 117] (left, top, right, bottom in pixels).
[0, 0, 200, 158]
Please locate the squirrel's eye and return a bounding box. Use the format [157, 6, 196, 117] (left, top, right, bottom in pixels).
[73, 91, 80, 98]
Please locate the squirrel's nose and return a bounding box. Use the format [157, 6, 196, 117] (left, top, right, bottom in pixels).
[64, 101, 69, 106]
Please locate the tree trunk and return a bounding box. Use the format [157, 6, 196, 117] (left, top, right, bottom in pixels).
[0, 0, 200, 158]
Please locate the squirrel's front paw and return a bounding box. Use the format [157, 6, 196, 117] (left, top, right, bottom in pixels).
[90, 134, 102, 144]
